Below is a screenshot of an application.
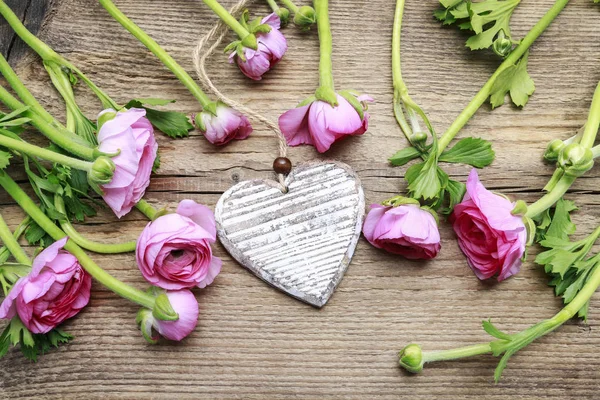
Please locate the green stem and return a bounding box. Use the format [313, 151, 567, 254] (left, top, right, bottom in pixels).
[280, 0, 299, 13]
[0, 170, 156, 309]
[201, 0, 253, 40]
[0, 217, 30, 264]
[314, 0, 335, 92]
[54, 196, 137, 254]
[436, 0, 570, 155]
[266, 0, 282, 13]
[420, 261, 600, 367]
[525, 175, 575, 218]
[0, 0, 118, 110]
[580, 82, 600, 149]
[135, 199, 160, 221]
[98, 0, 212, 108]
[0, 213, 30, 265]
[0, 132, 93, 172]
[392, 0, 413, 140]
[0, 85, 98, 160]
[0, 53, 57, 125]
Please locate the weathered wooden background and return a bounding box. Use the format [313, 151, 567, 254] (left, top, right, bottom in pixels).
[1, 0, 600, 398]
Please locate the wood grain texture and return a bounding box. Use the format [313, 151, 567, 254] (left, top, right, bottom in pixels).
[1, 0, 600, 398]
[0, 0, 51, 64]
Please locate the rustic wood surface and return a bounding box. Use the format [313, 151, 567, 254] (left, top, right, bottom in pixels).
[1, 0, 600, 398]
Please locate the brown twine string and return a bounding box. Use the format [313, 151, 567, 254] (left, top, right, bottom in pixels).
[192, 0, 289, 190]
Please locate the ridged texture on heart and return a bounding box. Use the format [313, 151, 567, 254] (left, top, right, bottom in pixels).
[215, 162, 365, 307]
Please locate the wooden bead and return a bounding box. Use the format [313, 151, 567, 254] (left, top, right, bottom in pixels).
[273, 157, 292, 175]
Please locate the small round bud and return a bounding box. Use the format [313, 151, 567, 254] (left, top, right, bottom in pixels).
[410, 132, 428, 145]
[276, 7, 290, 26]
[398, 344, 424, 374]
[492, 36, 513, 57]
[88, 156, 116, 185]
[293, 6, 316, 30]
[558, 143, 594, 177]
[273, 157, 292, 175]
[543, 139, 565, 163]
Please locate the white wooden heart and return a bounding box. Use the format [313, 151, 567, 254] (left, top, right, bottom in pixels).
[215, 161, 365, 307]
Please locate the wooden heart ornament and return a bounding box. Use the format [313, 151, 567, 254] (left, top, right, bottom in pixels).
[215, 161, 365, 307]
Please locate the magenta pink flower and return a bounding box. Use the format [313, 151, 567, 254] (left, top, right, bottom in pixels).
[278, 93, 372, 153]
[197, 103, 253, 145]
[229, 13, 287, 80]
[136, 200, 222, 290]
[152, 289, 199, 341]
[0, 238, 92, 334]
[363, 204, 441, 260]
[97, 108, 157, 218]
[451, 169, 527, 281]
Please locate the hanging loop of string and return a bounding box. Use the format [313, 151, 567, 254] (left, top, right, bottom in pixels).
[193, 0, 290, 190]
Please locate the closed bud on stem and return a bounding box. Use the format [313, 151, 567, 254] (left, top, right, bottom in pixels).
[398, 344, 424, 373]
[410, 131, 428, 147]
[276, 7, 290, 26]
[492, 30, 513, 57]
[88, 156, 115, 187]
[293, 5, 316, 30]
[544, 139, 566, 162]
[558, 143, 594, 177]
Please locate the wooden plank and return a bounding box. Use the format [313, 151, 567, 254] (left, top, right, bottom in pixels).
[0, 0, 29, 59]
[6, 0, 52, 64]
[1, 0, 600, 398]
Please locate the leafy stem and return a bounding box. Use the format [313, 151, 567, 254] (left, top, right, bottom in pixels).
[436, 0, 571, 155]
[0, 212, 30, 265]
[54, 195, 137, 254]
[98, 0, 212, 108]
[0, 170, 158, 310]
[0, 132, 94, 172]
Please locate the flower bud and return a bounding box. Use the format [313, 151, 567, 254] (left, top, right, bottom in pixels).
[293, 6, 316, 30]
[543, 139, 565, 163]
[398, 344, 424, 373]
[88, 156, 115, 186]
[410, 132, 428, 146]
[492, 35, 512, 57]
[558, 143, 594, 177]
[275, 7, 290, 26]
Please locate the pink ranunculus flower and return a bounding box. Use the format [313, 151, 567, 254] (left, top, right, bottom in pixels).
[278, 93, 373, 153]
[0, 238, 92, 334]
[230, 13, 287, 80]
[136, 200, 222, 290]
[363, 204, 441, 260]
[97, 108, 157, 218]
[196, 103, 253, 146]
[450, 169, 527, 281]
[152, 289, 199, 341]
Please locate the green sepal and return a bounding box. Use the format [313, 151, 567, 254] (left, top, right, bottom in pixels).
[297, 96, 317, 107]
[314, 86, 338, 107]
[510, 200, 528, 216]
[136, 308, 159, 345]
[381, 195, 421, 207]
[338, 90, 364, 120]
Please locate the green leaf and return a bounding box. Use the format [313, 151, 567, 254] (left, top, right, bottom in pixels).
[483, 319, 511, 340]
[439, 137, 495, 168]
[0, 150, 11, 170]
[125, 99, 193, 139]
[406, 156, 442, 201]
[545, 199, 577, 241]
[489, 51, 535, 108]
[24, 221, 53, 247]
[0, 106, 30, 122]
[442, 178, 466, 215]
[389, 146, 422, 166]
[128, 98, 175, 107]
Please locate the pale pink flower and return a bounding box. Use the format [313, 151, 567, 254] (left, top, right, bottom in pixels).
[278, 93, 372, 153]
[197, 103, 253, 145]
[136, 200, 222, 290]
[0, 238, 92, 334]
[451, 169, 527, 281]
[363, 204, 441, 259]
[97, 108, 157, 218]
[230, 13, 288, 80]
